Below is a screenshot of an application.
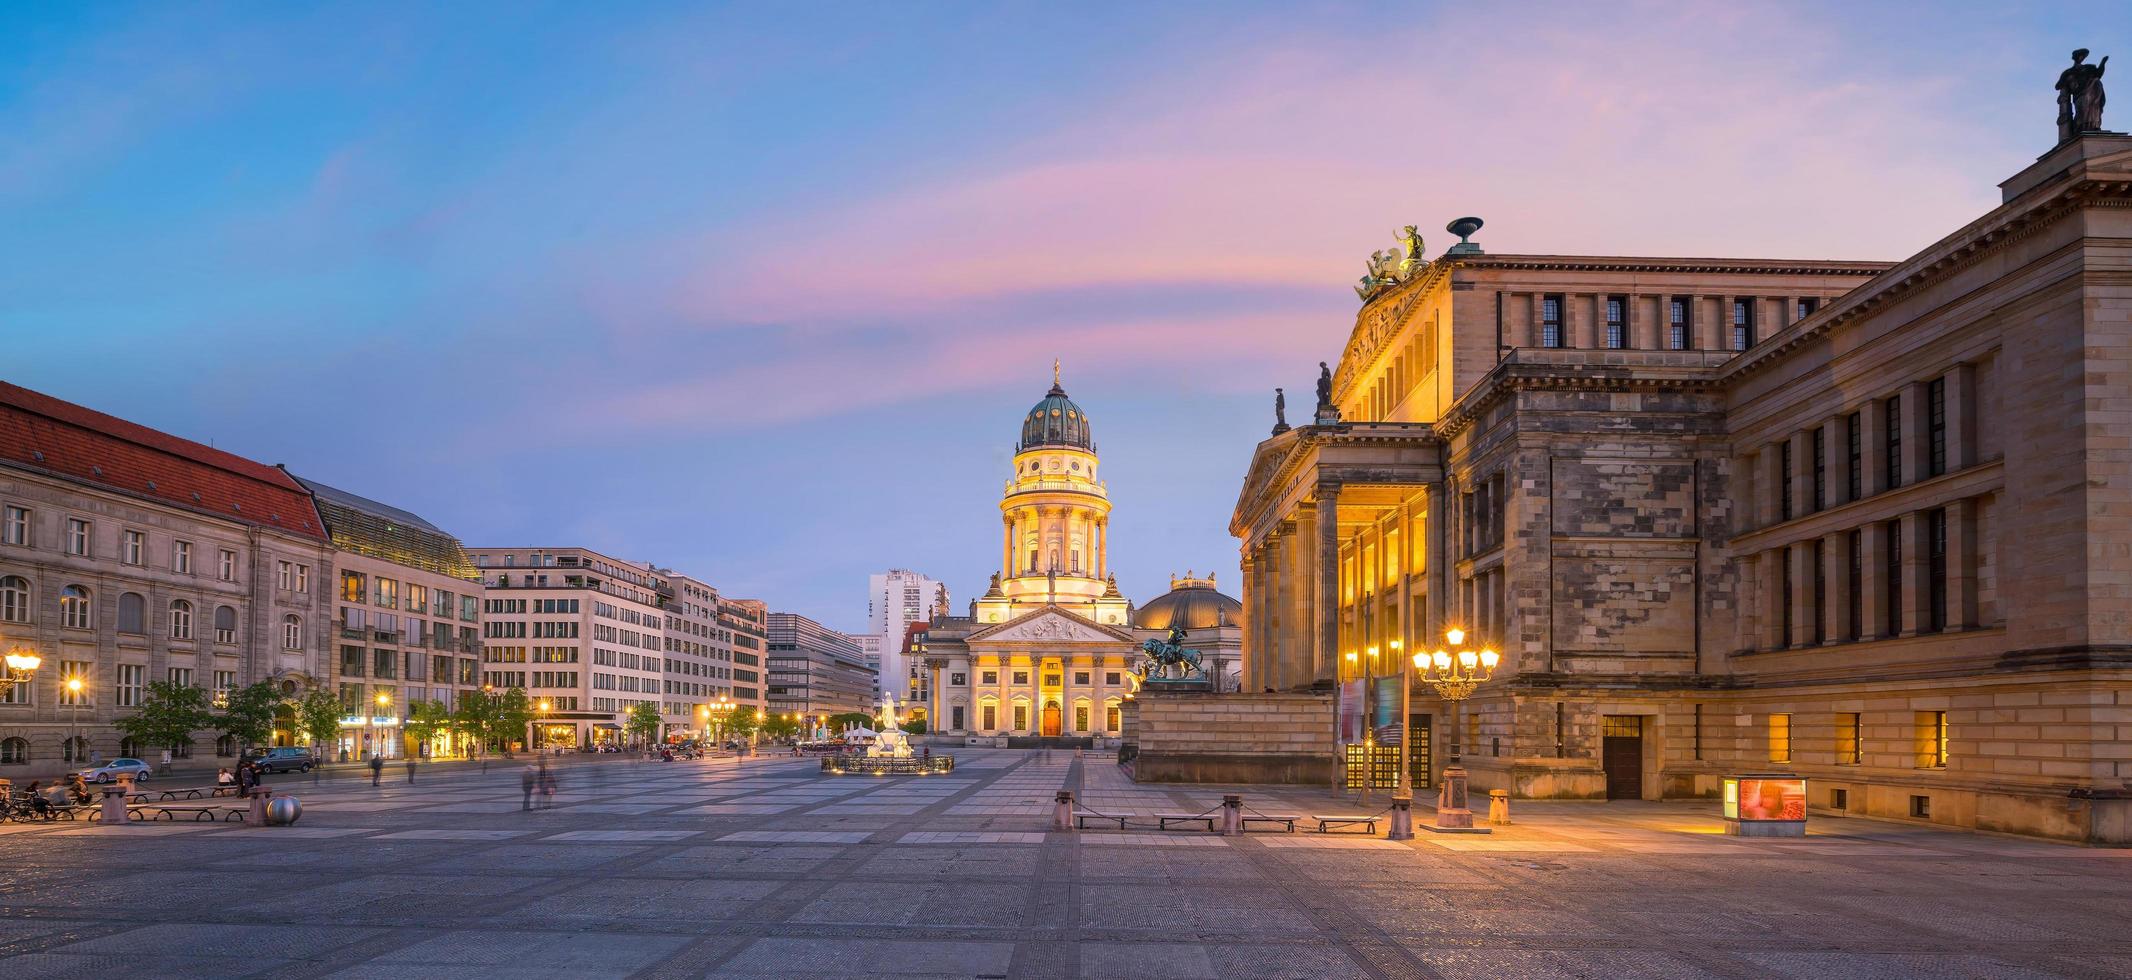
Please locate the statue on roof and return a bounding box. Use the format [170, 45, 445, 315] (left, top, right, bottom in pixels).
[1272, 388, 1289, 435]
[1397, 225, 1426, 278]
[1316, 362, 1333, 410]
[2057, 48, 2109, 142]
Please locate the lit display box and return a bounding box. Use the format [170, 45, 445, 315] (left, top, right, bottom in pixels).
[1722, 774, 1807, 837]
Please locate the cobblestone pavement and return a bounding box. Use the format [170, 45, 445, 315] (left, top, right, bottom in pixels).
[0, 749, 2127, 978]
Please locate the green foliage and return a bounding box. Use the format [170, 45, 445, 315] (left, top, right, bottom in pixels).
[759, 714, 800, 740]
[625, 701, 663, 743]
[900, 718, 927, 735]
[827, 711, 873, 731]
[721, 710, 760, 741]
[403, 700, 450, 752]
[452, 689, 501, 756]
[216, 682, 283, 750]
[114, 681, 214, 749]
[295, 690, 344, 755]
[496, 687, 535, 750]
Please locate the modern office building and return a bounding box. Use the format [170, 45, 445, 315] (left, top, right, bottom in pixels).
[296, 475, 484, 760]
[465, 546, 667, 750]
[866, 569, 948, 699]
[719, 596, 769, 714]
[0, 382, 336, 776]
[656, 569, 727, 740]
[765, 612, 874, 720]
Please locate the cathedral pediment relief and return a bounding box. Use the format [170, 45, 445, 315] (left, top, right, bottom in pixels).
[968, 606, 1137, 645]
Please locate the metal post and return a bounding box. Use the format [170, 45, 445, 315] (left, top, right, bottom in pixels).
[1222, 794, 1243, 836]
[1054, 790, 1074, 832]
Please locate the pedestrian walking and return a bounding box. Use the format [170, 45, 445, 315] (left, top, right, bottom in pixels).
[521, 765, 536, 811]
[405, 757, 416, 783]
[369, 753, 384, 787]
[538, 764, 557, 810]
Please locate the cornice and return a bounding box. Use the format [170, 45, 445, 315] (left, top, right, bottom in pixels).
[1457, 254, 1893, 276]
[1433, 354, 1725, 439]
[1334, 259, 1458, 404]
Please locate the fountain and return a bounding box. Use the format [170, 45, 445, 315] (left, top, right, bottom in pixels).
[822, 694, 953, 775]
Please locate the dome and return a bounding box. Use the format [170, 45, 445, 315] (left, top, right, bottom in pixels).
[1018, 380, 1094, 451]
[1133, 574, 1241, 631]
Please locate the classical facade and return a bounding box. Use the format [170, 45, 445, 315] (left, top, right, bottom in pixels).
[0, 382, 336, 776]
[921, 374, 1242, 743]
[1230, 132, 2132, 843]
[296, 475, 484, 761]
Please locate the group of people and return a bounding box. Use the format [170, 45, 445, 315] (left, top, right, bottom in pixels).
[521, 759, 558, 810]
[10, 775, 94, 819]
[214, 761, 266, 793]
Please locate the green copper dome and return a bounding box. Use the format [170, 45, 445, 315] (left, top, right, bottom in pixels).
[1018, 381, 1094, 451]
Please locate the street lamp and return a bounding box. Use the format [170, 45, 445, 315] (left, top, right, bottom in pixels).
[1390, 627, 1498, 839]
[373, 691, 391, 761]
[0, 647, 41, 701]
[538, 699, 552, 753]
[64, 675, 83, 763]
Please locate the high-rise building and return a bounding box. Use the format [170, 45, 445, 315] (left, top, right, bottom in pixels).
[866, 569, 947, 698]
[766, 612, 874, 720]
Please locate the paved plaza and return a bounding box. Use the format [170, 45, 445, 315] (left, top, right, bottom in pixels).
[0, 750, 2125, 978]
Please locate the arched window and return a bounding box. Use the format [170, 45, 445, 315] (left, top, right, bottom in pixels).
[214, 605, 237, 644]
[0, 737, 26, 764]
[118, 592, 146, 634]
[62, 736, 88, 763]
[283, 614, 303, 650]
[215, 735, 235, 757]
[59, 585, 92, 629]
[118, 737, 139, 758]
[168, 738, 192, 760]
[169, 600, 193, 640]
[0, 576, 28, 623]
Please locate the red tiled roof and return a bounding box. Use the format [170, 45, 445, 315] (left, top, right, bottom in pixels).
[0, 380, 327, 541]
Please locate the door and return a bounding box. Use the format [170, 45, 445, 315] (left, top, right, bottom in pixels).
[1408, 714, 1432, 790]
[1040, 701, 1062, 737]
[1602, 715, 1644, 800]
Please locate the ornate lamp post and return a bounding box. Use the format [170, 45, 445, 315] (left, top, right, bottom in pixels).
[1390, 628, 1498, 839]
[0, 647, 40, 701]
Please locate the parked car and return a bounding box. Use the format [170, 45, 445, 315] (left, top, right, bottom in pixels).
[78, 758, 151, 783]
[245, 747, 317, 774]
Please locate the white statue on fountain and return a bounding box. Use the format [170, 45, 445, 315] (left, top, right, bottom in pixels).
[868, 693, 914, 758]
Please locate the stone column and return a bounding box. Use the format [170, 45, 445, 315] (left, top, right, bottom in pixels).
[1948, 497, 1978, 630]
[1789, 542, 1814, 648]
[1695, 295, 1720, 351]
[1858, 523, 1888, 639]
[1528, 293, 1546, 347]
[1860, 397, 1889, 496]
[1903, 381, 1930, 485]
[1825, 531, 1853, 642]
[1898, 511, 1923, 637]
[1287, 514, 1316, 692]
[1312, 483, 1341, 688]
[1946, 362, 1976, 470]
[1569, 294, 1594, 349]
[1790, 430, 1813, 517]
[1822, 417, 1847, 507]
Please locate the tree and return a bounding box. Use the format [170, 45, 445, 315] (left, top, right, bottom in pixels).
[723, 710, 760, 742]
[296, 690, 344, 760]
[453, 689, 501, 757]
[216, 682, 282, 754]
[403, 700, 450, 757]
[626, 701, 663, 747]
[114, 681, 214, 759]
[901, 718, 927, 735]
[828, 711, 873, 732]
[760, 714, 800, 741]
[496, 687, 535, 753]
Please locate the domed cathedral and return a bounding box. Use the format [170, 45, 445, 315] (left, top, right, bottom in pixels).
[914, 365, 1240, 747]
[1132, 572, 1244, 694]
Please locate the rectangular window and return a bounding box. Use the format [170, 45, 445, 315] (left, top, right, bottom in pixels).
[1106, 704, 1122, 730]
[1768, 713, 1791, 763]
[1012, 671, 1029, 685]
[1604, 295, 1626, 349]
[1, 506, 26, 546]
[173, 540, 192, 574]
[1927, 507, 1948, 632]
[1074, 705, 1089, 732]
[1810, 538, 1826, 646]
[375, 578, 397, 609]
[1884, 395, 1903, 489]
[1778, 440, 1794, 521]
[1811, 427, 1826, 512]
[1845, 412, 1862, 501]
[1012, 704, 1028, 731]
[1836, 713, 1862, 765]
[1668, 298, 1690, 350]
[1796, 297, 1818, 320]
[1846, 529, 1863, 642]
[1884, 520, 1904, 637]
[1927, 377, 1947, 477]
[1778, 547, 1793, 646]
[1691, 704, 1703, 760]
[981, 704, 997, 730]
[341, 645, 365, 677]
[168, 667, 193, 688]
[1073, 671, 1090, 685]
[124, 530, 145, 565]
[116, 664, 145, 707]
[1541, 294, 1564, 348]
[65, 518, 90, 556]
[1917, 710, 1948, 768]
[406, 584, 428, 615]
[981, 671, 998, 685]
[950, 672, 966, 686]
[1106, 672, 1122, 685]
[342, 571, 365, 603]
[278, 561, 292, 590]
[218, 549, 237, 582]
[373, 649, 397, 679]
[1732, 298, 1755, 350]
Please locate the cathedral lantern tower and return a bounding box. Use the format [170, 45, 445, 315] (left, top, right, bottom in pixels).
[974, 363, 1132, 626]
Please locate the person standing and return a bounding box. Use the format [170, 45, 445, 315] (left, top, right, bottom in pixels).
[405, 757, 416, 783]
[520, 764, 536, 811]
[369, 753, 384, 787]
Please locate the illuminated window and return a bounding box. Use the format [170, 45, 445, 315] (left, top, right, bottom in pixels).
[1012, 703, 1028, 731]
[1916, 711, 1948, 769]
[1835, 713, 1861, 765]
[1768, 713, 1791, 763]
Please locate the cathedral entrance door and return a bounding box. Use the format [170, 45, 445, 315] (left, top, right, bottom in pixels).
[1041, 701, 1062, 737]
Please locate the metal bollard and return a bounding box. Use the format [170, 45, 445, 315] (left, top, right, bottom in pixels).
[1488, 789, 1511, 825]
[1054, 790, 1075, 832]
[1388, 792, 1414, 840]
[1221, 794, 1242, 836]
[250, 788, 273, 825]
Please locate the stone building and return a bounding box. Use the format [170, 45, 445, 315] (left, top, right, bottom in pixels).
[466, 546, 669, 749]
[1227, 133, 2132, 844]
[295, 475, 484, 761]
[0, 382, 336, 776]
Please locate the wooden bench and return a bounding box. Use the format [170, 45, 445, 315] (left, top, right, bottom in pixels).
[1311, 814, 1381, 834]
[1241, 813, 1302, 833]
[1073, 810, 1127, 830]
[155, 787, 211, 802]
[1155, 812, 1217, 832]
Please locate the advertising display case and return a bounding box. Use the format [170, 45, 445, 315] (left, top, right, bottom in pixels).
[1722, 774, 1807, 837]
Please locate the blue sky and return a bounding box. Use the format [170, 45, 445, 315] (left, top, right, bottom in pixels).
[1, 2, 2121, 629]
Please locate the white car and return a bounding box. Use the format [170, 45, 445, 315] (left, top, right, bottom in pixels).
[78, 758, 152, 783]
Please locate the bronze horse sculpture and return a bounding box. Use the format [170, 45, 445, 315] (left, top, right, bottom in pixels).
[1139, 626, 1203, 680]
